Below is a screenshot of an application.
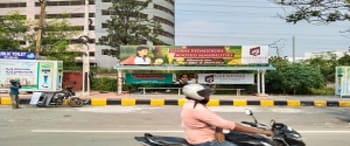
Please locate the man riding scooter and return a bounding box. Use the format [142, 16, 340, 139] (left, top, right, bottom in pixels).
[181, 84, 273, 146]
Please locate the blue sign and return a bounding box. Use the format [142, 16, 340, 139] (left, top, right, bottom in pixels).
[0, 51, 36, 60]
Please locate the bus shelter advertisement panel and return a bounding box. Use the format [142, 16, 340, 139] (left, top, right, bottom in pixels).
[0, 60, 38, 90]
[198, 73, 255, 84]
[125, 73, 173, 84]
[38, 62, 54, 90]
[119, 46, 268, 65]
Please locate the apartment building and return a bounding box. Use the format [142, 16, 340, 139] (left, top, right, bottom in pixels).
[0, 0, 175, 68]
[95, 0, 175, 68]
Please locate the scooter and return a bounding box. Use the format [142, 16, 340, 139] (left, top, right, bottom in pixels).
[134, 109, 305, 146]
[36, 86, 86, 107]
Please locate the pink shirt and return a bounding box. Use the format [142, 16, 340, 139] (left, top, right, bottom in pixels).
[181, 100, 236, 145]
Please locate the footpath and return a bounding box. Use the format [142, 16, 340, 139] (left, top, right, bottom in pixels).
[1, 91, 350, 107]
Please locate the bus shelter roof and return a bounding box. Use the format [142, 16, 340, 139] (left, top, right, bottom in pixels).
[114, 64, 275, 71]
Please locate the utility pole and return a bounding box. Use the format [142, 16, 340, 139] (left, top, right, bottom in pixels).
[82, 0, 90, 97]
[35, 0, 46, 59]
[292, 35, 295, 62]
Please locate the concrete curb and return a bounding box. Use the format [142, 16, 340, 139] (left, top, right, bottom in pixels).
[1, 97, 350, 107]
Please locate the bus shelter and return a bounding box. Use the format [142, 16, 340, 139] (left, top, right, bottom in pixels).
[114, 45, 275, 96]
[114, 65, 275, 95]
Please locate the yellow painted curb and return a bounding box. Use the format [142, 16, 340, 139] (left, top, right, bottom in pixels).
[314, 100, 327, 107]
[287, 100, 301, 107]
[260, 100, 274, 106]
[207, 99, 219, 106]
[234, 99, 247, 106]
[150, 99, 165, 106]
[1, 97, 12, 105]
[339, 100, 350, 107]
[90, 98, 107, 106]
[121, 98, 136, 106]
[178, 98, 186, 106]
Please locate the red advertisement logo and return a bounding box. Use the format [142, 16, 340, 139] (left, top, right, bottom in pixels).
[250, 47, 260, 56]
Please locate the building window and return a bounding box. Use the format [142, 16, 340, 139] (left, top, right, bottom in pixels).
[35, 0, 95, 7]
[0, 2, 26, 8]
[154, 16, 174, 27]
[164, 0, 174, 6]
[35, 13, 95, 19]
[0, 15, 26, 20]
[154, 4, 174, 16]
[160, 30, 174, 39]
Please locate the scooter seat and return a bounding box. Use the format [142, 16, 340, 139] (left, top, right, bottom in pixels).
[143, 133, 190, 146]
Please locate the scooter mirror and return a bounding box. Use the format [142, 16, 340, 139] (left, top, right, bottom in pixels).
[245, 109, 253, 116]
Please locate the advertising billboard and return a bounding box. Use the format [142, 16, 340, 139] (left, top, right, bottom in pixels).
[198, 73, 254, 84]
[0, 59, 62, 91]
[125, 73, 174, 84]
[119, 45, 269, 65]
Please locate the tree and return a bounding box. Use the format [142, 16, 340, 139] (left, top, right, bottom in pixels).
[274, 0, 350, 24]
[266, 56, 325, 94]
[303, 53, 338, 82]
[338, 53, 350, 65]
[99, 0, 165, 57]
[0, 12, 28, 50]
[26, 18, 81, 67]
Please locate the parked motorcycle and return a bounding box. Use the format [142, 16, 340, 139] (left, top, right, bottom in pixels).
[134, 109, 305, 146]
[36, 86, 86, 107]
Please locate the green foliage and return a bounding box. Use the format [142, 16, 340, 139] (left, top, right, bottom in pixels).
[91, 77, 117, 92]
[309, 87, 335, 95]
[99, 0, 166, 57]
[302, 53, 338, 82]
[0, 12, 28, 50]
[338, 54, 350, 66]
[25, 18, 81, 65]
[267, 57, 325, 94]
[275, 0, 350, 24]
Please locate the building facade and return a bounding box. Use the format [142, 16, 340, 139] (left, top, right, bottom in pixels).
[0, 0, 175, 68]
[304, 49, 350, 60]
[95, 0, 175, 68]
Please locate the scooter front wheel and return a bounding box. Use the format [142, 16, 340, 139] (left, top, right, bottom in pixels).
[68, 97, 83, 107]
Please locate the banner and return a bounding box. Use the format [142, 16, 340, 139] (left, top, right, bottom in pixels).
[198, 73, 254, 84]
[0, 51, 35, 59]
[0, 59, 62, 91]
[125, 73, 174, 84]
[119, 45, 269, 65]
[0, 60, 38, 90]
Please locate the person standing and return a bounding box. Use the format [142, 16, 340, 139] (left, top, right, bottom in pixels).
[9, 79, 21, 109]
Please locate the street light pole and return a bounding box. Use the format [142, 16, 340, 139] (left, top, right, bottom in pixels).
[82, 0, 90, 97]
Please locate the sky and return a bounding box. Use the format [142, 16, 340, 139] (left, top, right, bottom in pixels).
[174, 0, 350, 58]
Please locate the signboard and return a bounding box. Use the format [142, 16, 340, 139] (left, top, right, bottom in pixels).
[119, 45, 269, 65]
[0, 60, 38, 90]
[0, 59, 62, 91]
[335, 66, 350, 97]
[0, 51, 35, 60]
[125, 73, 174, 84]
[198, 73, 254, 84]
[29, 92, 42, 105]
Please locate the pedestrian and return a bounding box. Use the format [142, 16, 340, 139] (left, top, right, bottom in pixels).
[9, 79, 21, 109]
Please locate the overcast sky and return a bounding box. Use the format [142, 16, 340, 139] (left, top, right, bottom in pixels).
[175, 0, 350, 57]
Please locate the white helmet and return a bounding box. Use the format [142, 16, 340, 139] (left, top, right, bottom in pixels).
[182, 84, 214, 101]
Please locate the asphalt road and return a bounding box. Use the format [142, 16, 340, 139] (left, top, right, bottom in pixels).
[1, 105, 350, 146]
